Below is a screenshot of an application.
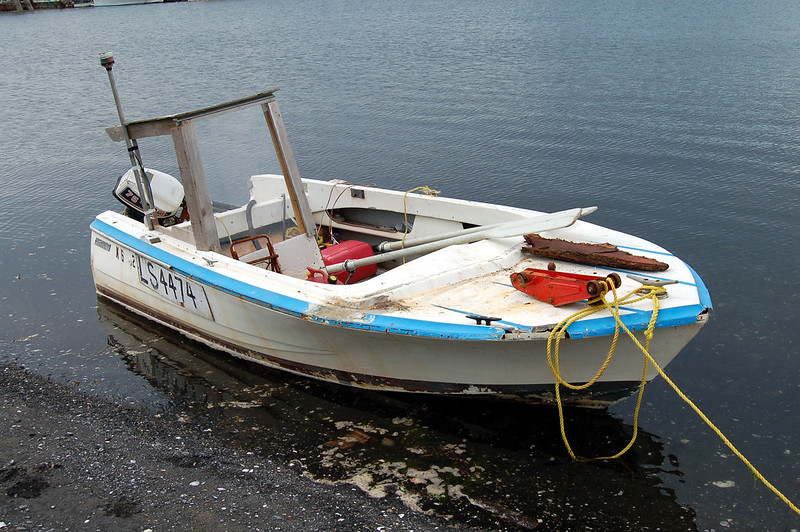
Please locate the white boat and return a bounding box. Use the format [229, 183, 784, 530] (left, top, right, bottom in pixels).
[90, 84, 711, 407]
[93, 0, 162, 6]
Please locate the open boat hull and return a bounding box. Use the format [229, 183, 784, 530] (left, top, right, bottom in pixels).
[90, 87, 710, 408]
[90, 177, 710, 408]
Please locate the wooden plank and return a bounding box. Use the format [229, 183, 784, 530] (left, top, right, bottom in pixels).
[106, 120, 175, 142]
[522, 234, 670, 271]
[106, 90, 279, 142]
[171, 121, 220, 253]
[262, 100, 317, 238]
[168, 90, 278, 123]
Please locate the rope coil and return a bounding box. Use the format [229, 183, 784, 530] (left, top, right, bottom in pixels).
[547, 282, 800, 515]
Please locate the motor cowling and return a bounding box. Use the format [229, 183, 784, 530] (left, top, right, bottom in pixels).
[113, 167, 188, 226]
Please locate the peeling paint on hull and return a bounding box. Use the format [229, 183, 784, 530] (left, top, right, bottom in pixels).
[96, 286, 649, 407]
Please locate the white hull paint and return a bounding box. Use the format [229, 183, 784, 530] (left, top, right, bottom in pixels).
[90, 176, 711, 406]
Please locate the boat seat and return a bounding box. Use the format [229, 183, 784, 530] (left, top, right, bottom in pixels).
[230, 235, 282, 273]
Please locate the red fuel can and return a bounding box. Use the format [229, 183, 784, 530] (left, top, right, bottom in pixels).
[321, 241, 377, 283]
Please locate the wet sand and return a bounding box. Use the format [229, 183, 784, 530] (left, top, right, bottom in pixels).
[0, 362, 464, 531]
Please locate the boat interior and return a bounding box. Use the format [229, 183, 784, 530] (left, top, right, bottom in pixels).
[105, 91, 547, 291]
[158, 174, 529, 285]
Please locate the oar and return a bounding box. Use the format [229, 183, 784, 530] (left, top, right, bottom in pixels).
[324, 206, 597, 274]
[375, 207, 593, 253]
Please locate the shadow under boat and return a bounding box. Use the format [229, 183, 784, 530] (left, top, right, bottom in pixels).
[96, 298, 698, 530]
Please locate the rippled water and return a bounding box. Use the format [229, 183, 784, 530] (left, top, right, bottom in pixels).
[1, 1, 799, 529]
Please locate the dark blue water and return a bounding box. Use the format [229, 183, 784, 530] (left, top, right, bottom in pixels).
[1, 1, 799, 529]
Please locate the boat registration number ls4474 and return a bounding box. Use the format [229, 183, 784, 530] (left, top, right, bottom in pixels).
[137, 256, 212, 319]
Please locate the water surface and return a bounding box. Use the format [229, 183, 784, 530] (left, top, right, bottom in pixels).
[1, 1, 799, 529]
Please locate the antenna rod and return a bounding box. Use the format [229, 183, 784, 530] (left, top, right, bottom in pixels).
[99, 51, 156, 230]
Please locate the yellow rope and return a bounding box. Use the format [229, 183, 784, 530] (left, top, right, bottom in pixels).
[548, 283, 800, 515]
[400, 186, 440, 262]
[548, 282, 655, 460]
[213, 215, 234, 248]
[402, 186, 440, 244]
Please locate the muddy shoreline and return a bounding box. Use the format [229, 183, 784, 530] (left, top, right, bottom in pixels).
[0, 362, 465, 531]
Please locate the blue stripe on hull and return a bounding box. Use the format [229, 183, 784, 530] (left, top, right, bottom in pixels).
[92, 217, 708, 342]
[91, 218, 507, 340]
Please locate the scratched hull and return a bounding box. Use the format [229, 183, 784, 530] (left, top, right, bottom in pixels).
[90, 184, 710, 407]
[94, 282, 703, 407]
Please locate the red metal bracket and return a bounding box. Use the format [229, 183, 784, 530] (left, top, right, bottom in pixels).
[511, 267, 621, 306]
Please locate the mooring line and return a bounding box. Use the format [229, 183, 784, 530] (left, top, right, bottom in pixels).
[548, 283, 800, 516]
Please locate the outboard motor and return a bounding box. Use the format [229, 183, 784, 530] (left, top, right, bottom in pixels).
[113, 167, 189, 226]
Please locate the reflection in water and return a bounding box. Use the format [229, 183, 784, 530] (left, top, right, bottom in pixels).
[97, 299, 696, 530]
